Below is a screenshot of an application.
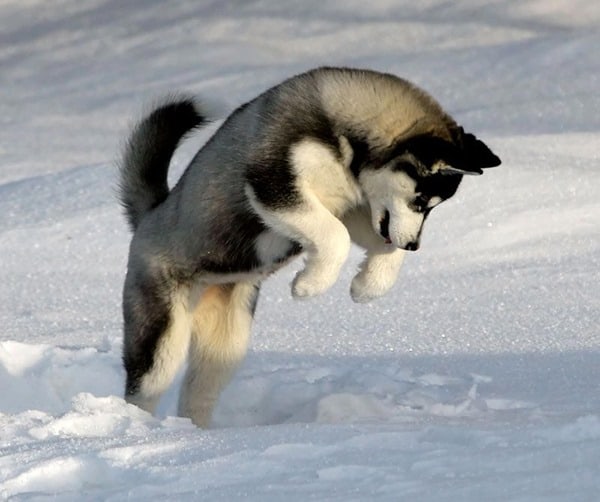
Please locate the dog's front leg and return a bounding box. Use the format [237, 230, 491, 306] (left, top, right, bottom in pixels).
[343, 208, 405, 303]
[249, 189, 351, 298]
[290, 213, 350, 298]
[350, 248, 405, 303]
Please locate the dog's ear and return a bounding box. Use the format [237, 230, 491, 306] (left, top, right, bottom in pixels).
[437, 163, 483, 176]
[462, 132, 501, 170]
[438, 130, 501, 176]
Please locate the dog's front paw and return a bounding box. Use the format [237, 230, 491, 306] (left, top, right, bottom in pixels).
[350, 272, 390, 303]
[350, 249, 405, 303]
[292, 270, 334, 299]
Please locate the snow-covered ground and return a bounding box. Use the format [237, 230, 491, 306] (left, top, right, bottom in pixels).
[1, 1, 599, 499]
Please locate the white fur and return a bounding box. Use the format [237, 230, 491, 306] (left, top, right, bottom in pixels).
[246, 138, 426, 299]
[126, 280, 259, 428]
[178, 281, 256, 427]
[428, 196, 443, 209]
[350, 250, 405, 303]
[248, 187, 351, 298]
[246, 138, 363, 299]
[343, 208, 405, 302]
[126, 289, 191, 414]
[291, 137, 363, 216]
[388, 203, 424, 247]
[359, 168, 424, 248]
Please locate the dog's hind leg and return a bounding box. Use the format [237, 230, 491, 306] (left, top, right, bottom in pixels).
[122, 273, 191, 415]
[343, 207, 405, 303]
[178, 281, 259, 428]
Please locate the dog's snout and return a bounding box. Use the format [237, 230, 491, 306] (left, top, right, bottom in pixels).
[404, 241, 419, 251]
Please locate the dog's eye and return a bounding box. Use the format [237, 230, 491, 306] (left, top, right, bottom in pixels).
[412, 195, 430, 212]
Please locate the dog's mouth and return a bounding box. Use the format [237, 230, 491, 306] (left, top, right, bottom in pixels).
[379, 209, 392, 244]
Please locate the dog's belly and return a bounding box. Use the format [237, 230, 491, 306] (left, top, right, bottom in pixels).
[254, 230, 298, 266]
[194, 230, 301, 286]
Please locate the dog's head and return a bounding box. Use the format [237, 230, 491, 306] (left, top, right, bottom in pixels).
[359, 127, 501, 250]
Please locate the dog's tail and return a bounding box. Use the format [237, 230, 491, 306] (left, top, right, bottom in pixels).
[118, 96, 207, 231]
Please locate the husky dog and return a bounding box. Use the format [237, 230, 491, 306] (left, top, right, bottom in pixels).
[118, 67, 500, 427]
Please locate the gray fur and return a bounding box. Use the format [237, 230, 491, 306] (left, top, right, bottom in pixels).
[118, 96, 206, 231]
[118, 67, 500, 427]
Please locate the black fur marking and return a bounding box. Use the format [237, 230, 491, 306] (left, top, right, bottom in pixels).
[347, 136, 371, 178]
[119, 98, 207, 231]
[191, 211, 302, 276]
[390, 159, 463, 204]
[196, 212, 267, 274]
[374, 136, 465, 203]
[462, 132, 502, 168]
[245, 85, 339, 210]
[141, 100, 205, 188]
[412, 194, 430, 213]
[379, 210, 391, 241]
[122, 276, 171, 395]
[382, 133, 500, 176]
[245, 160, 300, 209]
[388, 136, 463, 171]
[416, 174, 463, 203]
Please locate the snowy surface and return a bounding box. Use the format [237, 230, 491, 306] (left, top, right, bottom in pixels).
[1, 0, 599, 500]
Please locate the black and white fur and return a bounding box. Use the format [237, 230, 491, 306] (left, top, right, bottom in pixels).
[118, 67, 500, 427]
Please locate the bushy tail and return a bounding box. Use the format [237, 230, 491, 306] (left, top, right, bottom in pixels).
[118, 96, 207, 231]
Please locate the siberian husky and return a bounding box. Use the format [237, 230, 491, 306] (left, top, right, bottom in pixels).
[118, 67, 500, 427]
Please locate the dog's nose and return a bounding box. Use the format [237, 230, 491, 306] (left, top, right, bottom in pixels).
[404, 241, 419, 251]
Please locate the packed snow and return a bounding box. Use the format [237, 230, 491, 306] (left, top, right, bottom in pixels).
[1, 0, 599, 500]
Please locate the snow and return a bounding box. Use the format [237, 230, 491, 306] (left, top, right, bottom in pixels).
[1, 0, 599, 499]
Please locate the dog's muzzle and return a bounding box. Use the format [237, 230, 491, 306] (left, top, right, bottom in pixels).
[378, 209, 420, 250]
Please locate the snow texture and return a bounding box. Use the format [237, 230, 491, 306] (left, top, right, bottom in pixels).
[1, 0, 599, 500]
